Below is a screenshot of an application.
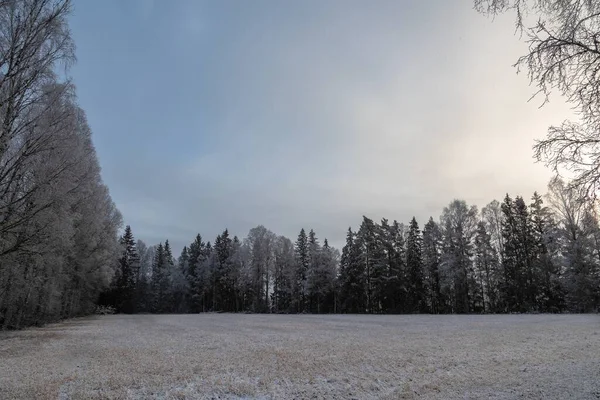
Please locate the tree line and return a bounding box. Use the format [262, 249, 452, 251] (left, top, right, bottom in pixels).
[0, 0, 122, 329]
[103, 178, 600, 315]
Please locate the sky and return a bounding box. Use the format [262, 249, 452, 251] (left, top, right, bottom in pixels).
[68, 0, 575, 252]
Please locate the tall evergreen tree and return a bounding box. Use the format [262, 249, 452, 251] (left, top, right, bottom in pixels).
[529, 192, 564, 312]
[214, 229, 234, 311]
[307, 229, 320, 312]
[406, 217, 425, 313]
[339, 227, 366, 313]
[186, 234, 207, 312]
[500, 194, 522, 312]
[378, 219, 401, 313]
[150, 243, 167, 313]
[356, 217, 382, 313]
[171, 246, 189, 313]
[294, 228, 309, 313]
[422, 217, 443, 314]
[110, 225, 140, 313]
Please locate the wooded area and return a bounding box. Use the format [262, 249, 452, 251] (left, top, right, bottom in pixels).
[0, 0, 121, 329]
[101, 179, 600, 316]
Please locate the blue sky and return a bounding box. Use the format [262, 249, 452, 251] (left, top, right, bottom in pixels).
[68, 0, 574, 251]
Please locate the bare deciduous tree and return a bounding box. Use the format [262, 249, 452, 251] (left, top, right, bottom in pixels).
[476, 0, 600, 197]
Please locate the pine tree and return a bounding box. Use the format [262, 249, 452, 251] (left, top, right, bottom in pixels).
[369, 221, 389, 313]
[294, 228, 309, 312]
[230, 235, 244, 312]
[307, 234, 336, 313]
[529, 192, 564, 312]
[500, 195, 539, 312]
[500, 194, 521, 312]
[214, 229, 234, 311]
[163, 240, 175, 312]
[171, 246, 190, 313]
[378, 219, 398, 313]
[406, 217, 425, 313]
[514, 196, 538, 311]
[202, 241, 214, 311]
[150, 243, 166, 313]
[186, 234, 206, 312]
[423, 217, 443, 314]
[339, 227, 366, 313]
[111, 225, 140, 313]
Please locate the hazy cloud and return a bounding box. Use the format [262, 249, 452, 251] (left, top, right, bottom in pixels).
[69, 0, 574, 251]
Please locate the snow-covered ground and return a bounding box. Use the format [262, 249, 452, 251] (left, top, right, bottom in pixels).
[1, 314, 599, 399]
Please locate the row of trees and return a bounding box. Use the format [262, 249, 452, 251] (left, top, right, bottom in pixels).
[0, 0, 122, 329]
[104, 178, 599, 315]
[102, 226, 340, 314]
[339, 181, 598, 314]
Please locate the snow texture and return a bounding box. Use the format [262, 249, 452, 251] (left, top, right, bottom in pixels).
[1, 314, 599, 399]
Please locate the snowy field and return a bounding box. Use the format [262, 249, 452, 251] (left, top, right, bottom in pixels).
[1, 314, 599, 399]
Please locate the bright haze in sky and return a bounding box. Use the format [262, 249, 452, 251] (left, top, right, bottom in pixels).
[68, 0, 574, 251]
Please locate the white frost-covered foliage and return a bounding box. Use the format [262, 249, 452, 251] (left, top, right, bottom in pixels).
[0, 0, 121, 329]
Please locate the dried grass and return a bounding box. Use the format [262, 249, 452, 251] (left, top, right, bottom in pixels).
[1, 314, 599, 399]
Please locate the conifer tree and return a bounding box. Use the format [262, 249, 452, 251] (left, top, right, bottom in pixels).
[423, 217, 443, 314]
[151, 243, 171, 313]
[171, 246, 189, 313]
[339, 227, 366, 313]
[214, 229, 234, 311]
[110, 225, 140, 313]
[406, 217, 425, 313]
[294, 229, 309, 312]
[186, 234, 206, 312]
[355, 216, 383, 313]
[529, 192, 564, 312]
[378, 219, 397, 312]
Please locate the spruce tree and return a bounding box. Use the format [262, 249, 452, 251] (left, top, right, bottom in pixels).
[501, 195, 539, 312]
[171, 246, 190, 313]
[356, 216, 382, 313]
[214, 229, 234, 311]
[294, 229, 309, 312]
[307, 229, 327, 313]
[163, 240, 175, 312]
[339, 227, 366, 313]
[151, 243, 166, 313]
[378, 219, 396, 313]
[186, 234, 206, 312]
[111, 225, 140, 313]
[423, 217, 443, 314]
[529, 192, 564, 312]
[500, 194, 520, 311]
[406, 217, 425, 313]
[514, 196, 538, 311]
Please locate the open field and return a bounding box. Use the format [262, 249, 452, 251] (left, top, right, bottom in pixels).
[1, 314, 599, 399]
